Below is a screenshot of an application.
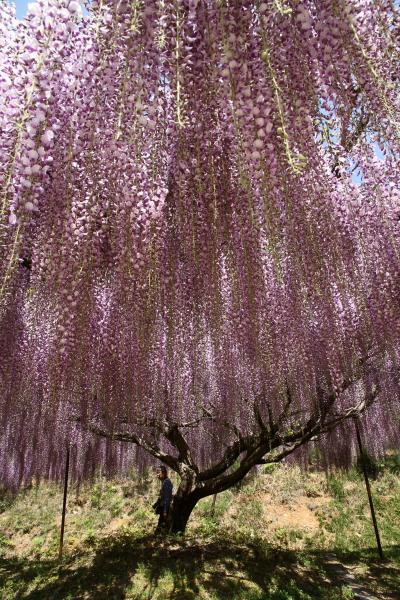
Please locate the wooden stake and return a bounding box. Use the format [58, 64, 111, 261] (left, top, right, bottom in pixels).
[354, 419, 384, 560]
[59, 443, 70, 560]
[210, 493, 217, 517]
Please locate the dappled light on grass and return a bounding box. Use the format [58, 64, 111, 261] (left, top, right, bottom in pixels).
[1, 462, 399, 598]
[1, 532, 399, 599]
[1, 1, 400, 500]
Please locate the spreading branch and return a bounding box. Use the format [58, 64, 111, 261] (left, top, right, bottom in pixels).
[83, 422, 180, 472]
[80, 358, 380, 501]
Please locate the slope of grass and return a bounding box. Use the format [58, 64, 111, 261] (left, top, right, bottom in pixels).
[0, 461, 399, 599]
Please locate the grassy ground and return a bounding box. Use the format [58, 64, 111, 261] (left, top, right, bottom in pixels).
[0, 460, 399, 599]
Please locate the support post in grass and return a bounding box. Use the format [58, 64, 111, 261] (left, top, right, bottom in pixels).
[354, 418, 384, 560]
[59, 442, 70, 560]
[210, 493, 217, 517]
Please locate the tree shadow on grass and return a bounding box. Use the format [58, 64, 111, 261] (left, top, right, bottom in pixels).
[330, 545, 400, 599]
[1, 534, 399, 600]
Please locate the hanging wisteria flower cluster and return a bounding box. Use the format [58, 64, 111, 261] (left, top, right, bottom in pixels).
[0, 0, 399, 489]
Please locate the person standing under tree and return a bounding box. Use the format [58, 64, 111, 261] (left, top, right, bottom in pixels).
[154, 465, 173, 532]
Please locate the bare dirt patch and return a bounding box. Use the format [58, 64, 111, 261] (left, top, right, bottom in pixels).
[106, 516, 130, 533]
[259, 493, 329, 532]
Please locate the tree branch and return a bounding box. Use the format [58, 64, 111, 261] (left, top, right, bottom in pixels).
[260, 384, 379, 465]
[202, 403, 243, 440]
[82, 421, 180, 472]
[197, 435, 271, 496]
[162, 423, 198, 472]
[318, 383, 379, 435]
[197, 433, 257, 482]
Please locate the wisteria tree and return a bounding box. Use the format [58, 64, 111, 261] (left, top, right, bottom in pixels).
[0, 0, 400, 532]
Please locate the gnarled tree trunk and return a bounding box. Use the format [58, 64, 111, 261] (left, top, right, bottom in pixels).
[168, 467, 200, 533]
[85, 379, 379, 534]
[169, 492, 199, 533]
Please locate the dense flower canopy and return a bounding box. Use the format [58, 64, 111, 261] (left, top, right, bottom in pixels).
[0, 0, 399, 488]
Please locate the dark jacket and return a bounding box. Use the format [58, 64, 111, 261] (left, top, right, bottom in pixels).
[159, 477, 173, 513]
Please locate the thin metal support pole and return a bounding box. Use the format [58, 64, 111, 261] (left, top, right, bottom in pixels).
[59, 443, 70, 560]
[210, 493, 217, 517]
[354, 419, 384, 560]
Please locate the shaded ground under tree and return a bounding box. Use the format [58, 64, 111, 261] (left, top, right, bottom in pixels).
[1, 533, 399, 600]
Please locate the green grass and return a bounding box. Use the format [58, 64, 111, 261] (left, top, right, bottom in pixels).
[317, 469, 400, 554]
[0, 461, 399, 599]
[4, 531, 392, 599]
